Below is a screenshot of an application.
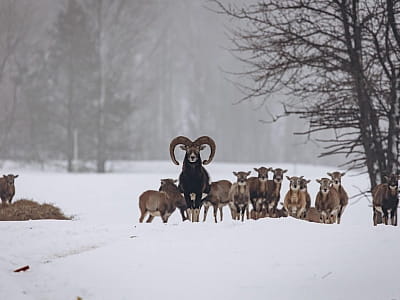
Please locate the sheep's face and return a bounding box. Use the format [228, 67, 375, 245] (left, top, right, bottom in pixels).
[384, 174, 399, 191]
[299, 178, 311, 192]
[253, 167, 271, 182]
[180, 145, 205, 163]
[316, 178, 332, 194]
[159, 178, 178, 191]
[327, 171, 345, 189]
[273, 168, 288, 184]
[3, 174, 18, 186]
[233, 171, 251, 186]
[286, 176, 302, 191]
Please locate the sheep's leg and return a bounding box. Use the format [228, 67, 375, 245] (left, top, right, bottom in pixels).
[389, 208, 396, 226]
[179, 207, 187, 222]
[383, 209, 389, 225]
[373, 209, 378, 226]
[228, 203, 235, 220]
[203, 203, 210, 222]
[139, 210, 148, 223]
[213, 205, 218, 223]
[219, 206, 223, 222]
[161, 214, 169, 223]
[146, 215, 155, 223]
[297, 203, 306, 219]
[320, 211, 326, 224]
[187, 209, 192, 222]
[337, 204, 347, 224]
[194, 208, 201, 222]
[193, 193, 203, 222]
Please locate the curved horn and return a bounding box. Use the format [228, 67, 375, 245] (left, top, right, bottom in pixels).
[169, 136, 193, 165]
[193, 136, 216, 165]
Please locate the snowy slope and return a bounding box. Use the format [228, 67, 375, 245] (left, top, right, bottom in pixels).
[0, 162, 399, 300]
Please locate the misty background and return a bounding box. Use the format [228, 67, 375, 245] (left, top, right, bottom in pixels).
[0, 0, 342, 172]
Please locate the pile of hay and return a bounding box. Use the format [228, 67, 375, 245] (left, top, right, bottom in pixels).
[0, 199, 70, 221]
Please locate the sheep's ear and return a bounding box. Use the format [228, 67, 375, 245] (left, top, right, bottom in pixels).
[383, 175, 389, 182]
[300, 175, 304, 179]
[286, 176, 291, 181]
[199, 145, 206, 150]
[283, 169, 288, 173]
[2, 175, 6, 178]
[173, 179, 178, 183]
[233, 172, 238, 177]
[306, 179, 311, 184]
[253, 168, 259, 172]
[316, 179, 321, 184]
[268, 167, 273, 172]
[246, 171, 251, 176]
[14, 175, 18, 178]
[179, 145, 186, 151]
[341, 172, 346, 177]
[327, 172, 332, 177]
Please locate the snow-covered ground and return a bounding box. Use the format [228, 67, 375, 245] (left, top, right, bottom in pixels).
[1, 161, 399, 300]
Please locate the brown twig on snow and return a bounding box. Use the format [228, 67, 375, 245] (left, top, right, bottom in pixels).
[13, 265, 29, 272]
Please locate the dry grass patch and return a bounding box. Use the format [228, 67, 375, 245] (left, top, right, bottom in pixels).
[0, 199, 71, 221]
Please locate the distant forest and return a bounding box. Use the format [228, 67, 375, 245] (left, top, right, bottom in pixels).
[0, 0, 344, 172]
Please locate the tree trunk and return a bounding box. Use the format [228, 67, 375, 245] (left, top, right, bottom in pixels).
[67, 70, 74, 173]
[96, 0, 106, 173]
[341, 0, 384, 189]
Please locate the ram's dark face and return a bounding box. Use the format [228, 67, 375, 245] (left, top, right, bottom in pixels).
[3, 174, 18, 185]
[180, 145, 205, 163]
[254, 167, 271, 182]
[233, 171, 251, 186]
[385, 174, 399, 190]
[286, 176, 302, 191]
[316, 178, 332, 194]
[273, 168, 288, 184]
[327, 171, 345, 188]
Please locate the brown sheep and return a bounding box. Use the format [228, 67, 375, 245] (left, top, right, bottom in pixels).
[315, 178, 340, 224]
[299, 178, 311, 219]
[268, 207, 288, 218]
[0, 174, 19, 205]
[203, 180, 232, 223]
[327, 171, 349, 224]
[159, 178, 187, 222]
[138, 189, 176, 223]
[228, 171, 251, 222]
[248, 167, 272, 219]
[266, 168, 287, 217]
[283, 176, 307, 218]
[305, 207, 322, 223]
[372, 174, 400, 226]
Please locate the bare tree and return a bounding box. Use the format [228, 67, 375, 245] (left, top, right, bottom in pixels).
[85, 0, 156, 172]
[0, 0, 43, 158]
[213, 0, 400, 189]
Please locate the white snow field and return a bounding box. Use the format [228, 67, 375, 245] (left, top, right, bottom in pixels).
[1, 161, 399, 300]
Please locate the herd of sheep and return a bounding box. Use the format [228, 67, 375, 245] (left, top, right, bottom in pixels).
[139, 135, 400, 226]
[0, 136, 397, 227]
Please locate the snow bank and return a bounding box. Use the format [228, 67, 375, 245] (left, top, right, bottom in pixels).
[0, 162, 398, 300]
